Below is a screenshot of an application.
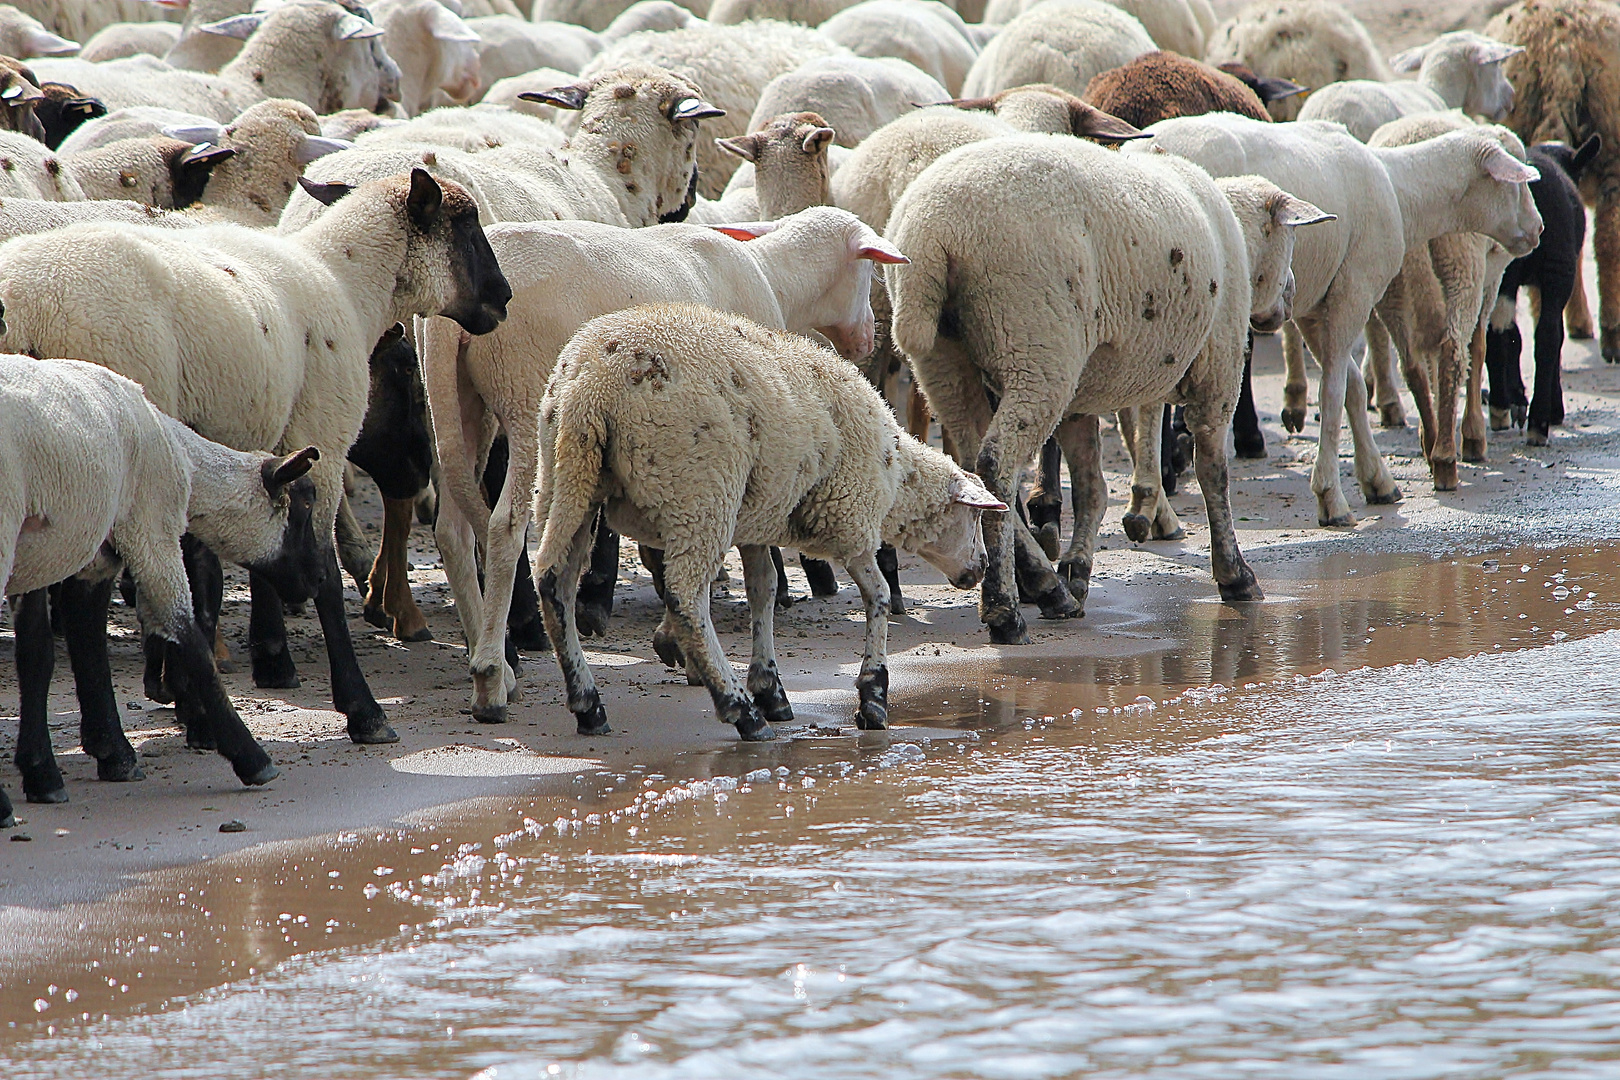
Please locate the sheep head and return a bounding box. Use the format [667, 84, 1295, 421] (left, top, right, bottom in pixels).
[883, 434, 1001, 591]
[717, 111, 836, 219]
[1216, 175, 1334, 333]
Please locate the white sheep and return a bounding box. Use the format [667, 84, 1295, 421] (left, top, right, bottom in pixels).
[0, 167, 513, 744]
[56, 104, 217, 152]
[0, 2, 78, 56]
[467, 14, 600, 89]
[687, 110, 835, 223]
[599, 0, 699, 39]
[981, 0, 1206, 59]
[1126, 113, 1543, 526]
[372, 0, 483, 116]
[477, 63, 578, 119]
[1203, 0, 1387, 121]
[960, 0, 1155, 99]
[887, 132, 1330, 643]
[531, 302, 1002, 739]
[419, 204, 908, 721]
[162, 0, 255, 72]
[535, 0, 704, 32]
[80, 18, 182, 60]
[0, 355, 325, 816]
[707, 0, 851, 22]
[817, 0, 978, 97]
[32, 0, 400, 122]
[0, 129, 86, 198]
[0, 195, 194, 236]
[351, 100, 565, 152]
[581, 18, 844, 196]
[746, 55, 946, 149]
[1295, 31, 1523, 142]
[5, 0, 173, 45]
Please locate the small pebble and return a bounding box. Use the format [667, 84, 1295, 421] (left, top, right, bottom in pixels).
[219, 819, 247, 834]
[11, 833, 32, 842]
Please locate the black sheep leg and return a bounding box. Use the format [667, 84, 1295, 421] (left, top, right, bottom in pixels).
[1232, 333, 1266, 459]
[14, 589, 66, 803]
[59, 575, 142, 782]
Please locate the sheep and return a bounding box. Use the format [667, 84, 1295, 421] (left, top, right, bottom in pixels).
[689, 110, 833, 223]
[536, 0, 704, 32]
[373, 0, 482, 116]
[886, 131, 1332, 643]
[599, 0, 700, 39]
[1082, 50, 1277, 129]
[0, 129, 85, 197]
[80, 19, 183, 60]
[1485, 0, 1620, 361]
[0, 56, 48, 142]
[1204, 1, 1388, 121]
[161, 0, 255, 72]
[467, 15, 601, 91]
[419, 204, 907, 721]
[0, 3, 78, 57]
[817, 0, 977, 96]
[746, 55, 947, 150]
[31, 0, 401, 123]
[961, 1, 1154, 100]
[4, 0, 174, 45]
[1126, 113, 1544, 525]
[532, 302, 1002, 739]
[0, 355, 324, 821]
[707, 0, 852, 22]
[1487, 135, 1601, 444]
[63, 133, 237, 205]
[981, 0, 1206, 59]
[281, 63, 714, 230]
[580, 18, 844, 196]
[0, 195, 194, 236]
[1295, 31, 1523, 142]
[351, 99, 565, 152]
[33, 78, 105, 147]
[0, 167, 512, 744]
[478, 63, 578, 119]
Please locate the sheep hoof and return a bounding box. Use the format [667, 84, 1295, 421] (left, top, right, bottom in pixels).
[734, 710, 776, 741]
[855, 705, 888, 730]
[1526, 425, 1549, 447]
[652, 628, 684, 669]
[24, 785, 68, 805]
[1462, 437, 1487, 462]
[1218, 573, 1264, 603]
[347, 709, 400, 744]
[889, 594, 906, 618]
[363, 604, 389, 630]
[0, 812, 13, 829]
[251, 651, 300, 690]
[145, 672, 174, 706]
[754, 687, 794, 724]
[1431, 460, 1458, 491]
[1232, 429, 1267, 459]
[1035, 584, 1082, 620]
[96, 755, 144, 783]
[987, 613, 1030, 645]
[575, 599, 611, 639]
[185, 726, 217, 752]
[1489, 406, 1513, 431]
[1603, 329, 1620, 362]
[1035, 523, 1061, 562]
[576, 705, 611, 736]
[394, 622, 433, 643]
[1320, 512, 1357, 528]
[237, 762, 279, 787]
[1122, 513, 1151, 544]
[1512, 405, 1528, 429]
[1156, 524, 1186, 542]
[473, 703, 508, 724]
[1378, 404, 1407, 429]
[1366, 486, 1402, 506]
[1280, 407, 1306, 434]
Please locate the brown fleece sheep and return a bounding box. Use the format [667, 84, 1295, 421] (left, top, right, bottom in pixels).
[1082, 50, 1272, 128]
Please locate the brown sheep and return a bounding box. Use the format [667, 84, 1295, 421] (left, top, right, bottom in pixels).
[1486, 0, 1620, 360]
[1081, 51, 1300, 129]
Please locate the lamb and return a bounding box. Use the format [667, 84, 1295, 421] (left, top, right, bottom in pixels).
[960, 0, 1156, 100]
[372, 0, 482, 115]
[0, 3, 79, 57]
[580, 18, 844, 196]
[30, 0, 400, 122]
[80, 19, 182, 60]
[0, 167, 512, 744]
[887, 132, 1332, 643]
[1125, 113, 1543, 525]
[1295, 31, 1523, 142]
[817, 0, 977, 96]
[1487, 135, 1601, 444]
[1485, 0, 1620, 361]
[1204, 1, 1388, 121]
[531, 302, 1003, 740]
[419, 204, 907, 721]
[745, 55, 947, 149]
[0, 356, 323, 823]
[981, 0, 1206, 59]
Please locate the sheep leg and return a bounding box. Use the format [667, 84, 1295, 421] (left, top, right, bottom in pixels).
[59, 575, 142, 784]
[799, 554, 839, 597]
[1182, 400, 1262, 603]
[769, 546, 796, 611]
[174, 536, 225, 746]
[1462, 320, 1489, 462]
[1340, 350, 1401, 509]
[468, 425, 536, 723]
[1565, 271, 1595, 338]
[1232, 334, 1266, 458]
[642, 544, 690, 670]
[0, 785, 11, 828]
[14, 588, 67, 804]
[1364, 314, 1407, 428]
[160, 615, 277, 786]
[1053, 413, 1105, 608]
[907, 380, 932, 443]
[536, 514, 610, 737]
[877, 543, 904, 618]
[659, 544, 773, 741]
[334, 494, 374, 594]
[1375, 291, 1437, 463]
[1429, 331, 1464, 491]
[1595, 179, 1620, 362]
[247, 572, 299, 689]
[1119, 405, 1184, 543]
[844, 552, 893, 730]
[1298, 321, 1363, 526]
[508, 541, 548, 650]
[1027, 436, 1064, 560]
[576, 517, 619, 637]
[739, 544, 793, 725]
[379, 497, 431, 641]
[434, 474, 485, 661]
[310, 540, 397, 744]
[1280, 321, 1310, 433]
[1528, 274, 1575, 445]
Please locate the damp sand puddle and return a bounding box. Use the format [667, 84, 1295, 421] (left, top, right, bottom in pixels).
[4, 543, 1620, 1077]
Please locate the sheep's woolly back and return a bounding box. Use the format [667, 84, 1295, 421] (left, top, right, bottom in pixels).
[536, 0, 680, 33]
[747, 55, 948, 149]
[1486, 0, 1620, 185]
[0, 195, 191, 240]
[0, 129, 83, 199]
[818, 0, 978, 96]
[982, 0, 1206, 58]
[80, 20, 182, 62]
[583, 20, 846, 196]
[5, 0, 173, 46]
[1082, 49, 1269, 128]
[707, 0, 856, 24]
[1294, 79, 1445, 142]
[961, 0, 1155, 99]
[1204, 0, 1388, 121]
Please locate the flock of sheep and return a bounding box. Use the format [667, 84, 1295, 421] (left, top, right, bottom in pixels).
[0, 0, 1612, 825]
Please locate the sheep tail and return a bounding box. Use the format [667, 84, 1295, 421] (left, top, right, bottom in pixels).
[533, 389, 607, 574]
[887, 235, 948, 362]
[419, 315, 491, 545]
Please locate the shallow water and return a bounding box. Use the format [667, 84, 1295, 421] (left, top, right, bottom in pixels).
[6, 545, 1620, 1078]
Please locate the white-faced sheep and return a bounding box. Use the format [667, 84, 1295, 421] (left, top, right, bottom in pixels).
[1127, 113, 1543, 525]
[960, 0, 1156, 100]
[887, 132, 1332, 643]
[532, 302, 1002, 740]
[1486, 0, 1620, 361]
[420, 204, 905, 720]
[0, 356, 324, 822]
[1296, 31, 1523, 142]
[688, 110, 834, 223]
[0, 167, 512, 743]
[981, 0, 1207, 59]
[1204, 0, 1387, 121]
[580, 18, 844, 196]
[817, 0, 977, 96]
[746, 55, 946, 150]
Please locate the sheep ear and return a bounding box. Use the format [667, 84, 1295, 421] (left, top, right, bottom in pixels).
[1474, 41, 1523, 65]
[950, 474, 1007, 511]
[22, 28, 78, 56]
[519, 85, 588, 110]
[1574, 134, 1603, 175]
[709, 221, 778, 241]
[262, 446, 320, 493]
[200, 13, 265, 39]
[2, 81, 42, 106]
[406, 167, 443, 228]
[671, 97, 724, 121]
[1069, 102, 1148, 141]
[1272, 194, 1334, 227]
[1388, 45, 1425, 74]
[298, 175, 354, 205]
[855, 234, 908, 264]
[296, 134, 353, 165]
[334, 13, 384, 40]
[178, 142, 234, 169]
[1252, 75, 1307, 103]
[1482, 144, 1539, 183]
[162, 122, 226, 145]
[426, 2, 480, 42]
[380, 322, 406, 345]
[802, 125, 835, 153]
[66, 97, 105, 119]
[929, 96, 996, 112]
[716, 134, 759, 162]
